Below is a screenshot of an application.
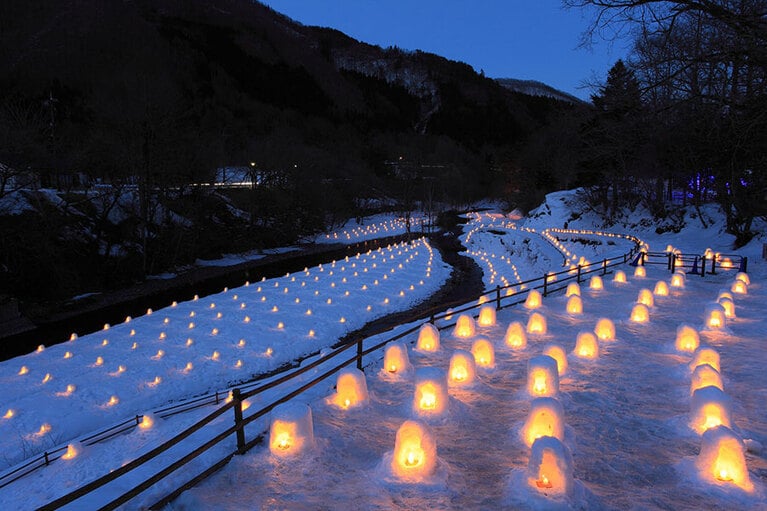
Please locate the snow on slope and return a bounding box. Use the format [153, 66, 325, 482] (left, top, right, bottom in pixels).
[175, 205, 766, 510]
[2, 189, 765, 510]
[0, 237, 449, 477]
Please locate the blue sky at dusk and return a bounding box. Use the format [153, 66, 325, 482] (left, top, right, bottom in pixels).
[259, 0, 631, 101]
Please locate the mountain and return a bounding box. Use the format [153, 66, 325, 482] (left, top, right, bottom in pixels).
[496, 78, 586, 105]
[0, 0, 576, 189]
[0, 0, 586, 303]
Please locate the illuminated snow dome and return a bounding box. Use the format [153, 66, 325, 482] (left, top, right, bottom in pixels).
[471, 338, 495, 369]
[416, 323, 441, 352]
[525, 289, 543, 310]
[328, 367, 369, 410]
[522, 397, 565, 447]
[690, 386, 733, 435]
[695, 426, 754, 492]
[412, 367, 449, 418]
[504, 321, 528, 349]
[526, 312, 547, 335]
[527, 436, 575, 497]
[477, 304, 497, 327]
[389, 420, 438, 483]
[382, 341, 413, 377]
[573, 332, 599, 359]
[453, 314, 477, 338]
[527, 355, 559, 398]
[448, 350, 477, 387]
[704, 303, 727, 330]
[675, 324, 701, 353]
[269, 402, 315, 457]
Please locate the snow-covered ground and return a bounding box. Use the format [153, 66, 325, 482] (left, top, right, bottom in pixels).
[1, 189, 765, 510]
[0, 238, 449, 496]
[313, 213, 428, 244]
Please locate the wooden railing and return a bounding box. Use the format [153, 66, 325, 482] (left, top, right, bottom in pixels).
[32, 233, 650, 511]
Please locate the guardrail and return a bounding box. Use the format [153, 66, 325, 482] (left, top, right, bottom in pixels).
[639, 250, 747, 275]
[32, 231, 648, 511]
[28, 232, 750, 510]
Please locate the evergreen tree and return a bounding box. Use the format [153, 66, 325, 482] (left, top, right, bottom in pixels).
[582, 60, 649, 217]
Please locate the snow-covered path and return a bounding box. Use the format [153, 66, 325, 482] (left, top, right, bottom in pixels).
[175, 262, 766, 510]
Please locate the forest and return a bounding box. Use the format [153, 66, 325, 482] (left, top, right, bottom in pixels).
[0, 0, 765, 307]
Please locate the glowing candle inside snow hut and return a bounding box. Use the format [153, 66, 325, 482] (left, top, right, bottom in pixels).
[718, 297, 736, 318]
[524, 290, 542, 310]
[565, 283, 580, 297]
[566, 295, 582, 315]
[634, 265, 647, 278]
[527, 313, 547, 335]
[594, 318, 615, 341]
[637, 288, 654, 307]
[690, 386, 733, 434]
[523, 397, 565, 447]
[675, 324, 700, 353]
[613, 270, 627, 283]
[527, 355, 559, 397]
[383, 342, 412, 375]
[269, 402, 314, 456]
[589, 276, 603, 290]
[477, 305, 496, 326]
[691, 364, 724, 395]
[505, 322, 527, 349]
[330, 367, 369, 409]
[696, 426, 753, 491]
[139, 412, 155, 430]
[391, 420, 437, 481]
[734, 272, 750, 285]
[542, 345, 567, 375]
[471, 338, 495, 368]
[61, 442, 81, 460]
[705, 304, 726, 330]
[653, 281, 669, 297]
[730, 280, 747, 294]
[453, 314, 476, 338]
[573, 332, 598, 359]
[690, 347, 720, 373]
[413, 367, 448, 416]
[630, 303, 650, 323]
[671, 272, 685, 288]
[528, 436, 574, 497]
[448, 350, 476, 386]
[416, 323, 440, 352]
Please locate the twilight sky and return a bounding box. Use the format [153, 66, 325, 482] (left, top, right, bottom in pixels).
[259, 0, 632, 101]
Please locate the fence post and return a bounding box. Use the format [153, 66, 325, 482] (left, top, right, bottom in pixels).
[577, 264, 582, 283]
[44, 452, 50, 466]
[356, 339, 363, 371]
[602, 259, 607, 275]
[542, 274, 548, 297]
[429, 313, 435, 324]
[496, 286, 501, 311]
[667, 252, 672, 271]
[710, 255, 717, 275]
[670, 253, 676, 273]
[232, 388, 246, 454]
[741, 256, 748, 273]
[700, 255, 706, 277]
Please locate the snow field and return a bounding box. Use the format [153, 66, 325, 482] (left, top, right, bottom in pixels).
[315, 213, 428, 244]
[173, 260, 766, 510]
[0, 237, 450, 479]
